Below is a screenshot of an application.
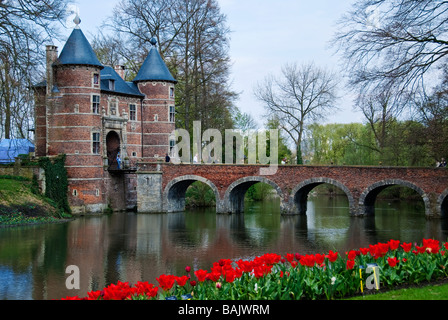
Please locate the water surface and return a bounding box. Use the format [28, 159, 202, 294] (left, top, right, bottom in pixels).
[1, 195, 447, 300]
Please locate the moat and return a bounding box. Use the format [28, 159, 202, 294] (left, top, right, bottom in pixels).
[1, 195, 447, 300]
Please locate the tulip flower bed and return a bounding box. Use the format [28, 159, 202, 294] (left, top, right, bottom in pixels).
[62, 238, 448, 300]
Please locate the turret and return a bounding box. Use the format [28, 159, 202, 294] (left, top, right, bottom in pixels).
[133, 38, 177, 161]
[41, 15, 106, 213]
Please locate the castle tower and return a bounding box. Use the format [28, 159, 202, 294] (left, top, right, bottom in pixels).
[35, 16, 106, 213]
[133, 38, 177, 161]
[34, 19, 177, 214]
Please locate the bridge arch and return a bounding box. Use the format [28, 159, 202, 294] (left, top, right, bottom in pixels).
[163, 175, 220, 213]
[359, 179, 429, 217]
[438, 189, 448, 218]
[289, 177, 355, 215]
[223, 176, 284, 214]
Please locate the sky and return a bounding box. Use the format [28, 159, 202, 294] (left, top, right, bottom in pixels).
[59, 0, 364, 127]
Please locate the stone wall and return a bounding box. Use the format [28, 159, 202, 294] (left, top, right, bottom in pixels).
[0, 164, 40, 180]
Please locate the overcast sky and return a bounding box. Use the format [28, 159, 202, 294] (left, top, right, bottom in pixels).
[61, 0, 363, 127]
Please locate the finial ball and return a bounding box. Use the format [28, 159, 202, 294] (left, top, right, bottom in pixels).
[73, 14, 81, 26]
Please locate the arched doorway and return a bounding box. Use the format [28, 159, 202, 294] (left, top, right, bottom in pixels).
[106, 131, 120, 169]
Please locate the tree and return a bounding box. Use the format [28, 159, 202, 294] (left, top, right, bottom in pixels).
[354, 82, 412, 160]
[307, 121, 432, 166]
[265, 116, 292, 164]
[254, 62, 339, 164]
[332, 0, 448, 98]
[0, 0, 70, 139]
[307, 123, 375, 165]
[106, 0, 237, 134]
[414, 71, 448, 164]
[233, 109, 258, 131]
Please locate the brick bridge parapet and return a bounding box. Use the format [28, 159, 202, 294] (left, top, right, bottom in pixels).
[135, 163, 448, 218]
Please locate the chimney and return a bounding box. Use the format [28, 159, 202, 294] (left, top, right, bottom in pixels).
[46, 45, 58, 95]
[114, 65, 126, 80]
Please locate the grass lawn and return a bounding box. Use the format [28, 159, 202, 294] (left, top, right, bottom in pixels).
[0, 177, 71, 226]
[347, 280, 448, 300]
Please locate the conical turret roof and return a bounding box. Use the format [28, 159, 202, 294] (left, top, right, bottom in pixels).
[133, 38, 176, 83]
[57, 16, 103, 69]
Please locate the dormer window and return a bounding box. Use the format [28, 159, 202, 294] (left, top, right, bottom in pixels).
[109, 79, 115, 91]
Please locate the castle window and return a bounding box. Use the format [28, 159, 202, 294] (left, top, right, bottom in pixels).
[170, 87, 174, 98]
[93, 73, 99, 86]
[92, 95, 100, 114]
[129, 104, 136, 121]
[169, 139, 175, 154]
[92, 132, 100, 154]
[109, 79, 115, 91]
[109, 99, 117, 115]
[169, 106, 175, 122]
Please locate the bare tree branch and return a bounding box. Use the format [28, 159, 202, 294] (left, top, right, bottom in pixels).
[254, 62, 339, 164]
[332, 0, 448, 96]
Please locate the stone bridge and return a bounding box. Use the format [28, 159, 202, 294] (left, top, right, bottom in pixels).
[136, 163, 448, 218]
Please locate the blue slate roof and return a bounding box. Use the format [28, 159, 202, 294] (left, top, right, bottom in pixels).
[133, 45, 176, 83]
[100, 66, 144, 97]
[57, 28, 103, 69]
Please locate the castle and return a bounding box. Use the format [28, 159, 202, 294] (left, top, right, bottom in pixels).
[33, 17, 176, 214]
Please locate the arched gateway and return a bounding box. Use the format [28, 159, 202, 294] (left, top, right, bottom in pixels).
[136, 163, 448, 218]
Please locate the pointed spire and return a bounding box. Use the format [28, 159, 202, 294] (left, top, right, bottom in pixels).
[133, 38, 176, 83]
[57, 16, 103, 69]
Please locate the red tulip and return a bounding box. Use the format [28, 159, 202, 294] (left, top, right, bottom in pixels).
[285, 253, 295, 263]
[206, 271, 221, 282]
[327, 250, 339, 263]
[194, 269, 208, 282]
[315, 253, 325, 265]
[347, 250, 357, 260]
[388, 239, 400, 250]
[299, 254, 316, 267]
[346, 260, 355, 270]
[401, 242, 412, 252]
[156, 274, 176, 291]
[359, 248, 369, 255]
[176, 275, 189, 287]
[423, 239, 440, 254]
[387, 257, 399, 267]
